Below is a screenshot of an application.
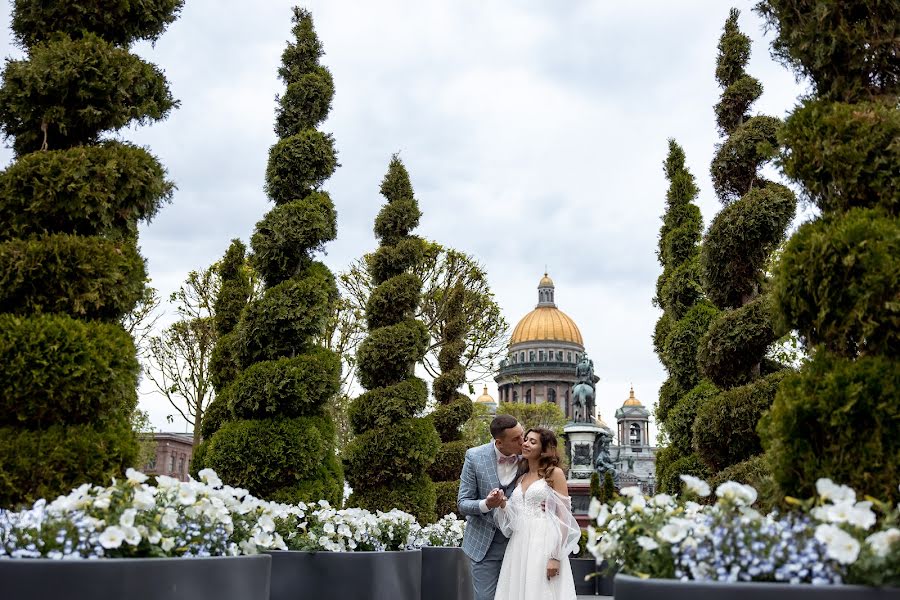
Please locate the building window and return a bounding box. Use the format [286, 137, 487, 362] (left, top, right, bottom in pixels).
[556, 351, 563, 361]
[529, 351, 535, 362]
[525, 389, 532, 404]
[146, 455, 157, 470]
[169, 455, 176, 472]
[520, 351, 525, 362]
[548, 388, 556, 406]
[178, 456, 186, 475]
[630, 423, 641, 446]
[538, 350, 544, 361]
[512, 390, 518, 403]
[567, 352, 573, 362]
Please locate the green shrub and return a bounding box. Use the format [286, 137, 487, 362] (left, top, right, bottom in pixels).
[700, 183, 796, 309]
[0, 234, 145, 320]
[428, 440, 467, 482]
[652, 312, 672, 360]
[0, 314, 138, 426]
[347, 378, 429, 434]
[0, 33, 175, 155]
[365, 272, 421, 330]
[0, 142, 172, 241]
[355, 319, 429, 390]
[350, 474, 437, 524]
[250, 193, 337, 283]
[434, 480, 460, 519]
[263, 131, 337, 204]
[373, 198, 422, 246]
[710, 116, 780, 203]
[774, 209, 899, 357]
[275, 67, 334, 137]
[655, 377, 680, 425]
[227, 348, 340, 420]
[204, 415, 336, 501]
[189, 439, 208, 478]
[693, 371, 788, 472]
[432, 396, 473, 442]
[213, 240, 251, 337]
[366, 237, 425, 285]
[698, 296, 780, 388]
[666, 380, 718, 455]
[0, 419, 137, 508]
[760, 351, 900, 504]
[270, 452, 342, 506]
[662, 301, 718, 390]
[655, 448, 707, 495]
[709, 454, 779, 512]
[208, 331, 240, 393]
[343, 417, 440, 489]
[780, 99, 899, 213]
[11, 0, 183, 46]
[236, 262, 337, 365]
[658, 259, 704, 322]
[199, 396, 229, 439]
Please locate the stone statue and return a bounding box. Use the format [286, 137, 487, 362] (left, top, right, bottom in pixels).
[593, 428, 616, 477]
[571, 355, 596, 423]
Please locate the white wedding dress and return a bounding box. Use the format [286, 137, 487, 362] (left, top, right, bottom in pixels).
[493, 478, 580, 600]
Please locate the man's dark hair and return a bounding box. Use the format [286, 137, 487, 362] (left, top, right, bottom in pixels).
[490, 414, 518, 439]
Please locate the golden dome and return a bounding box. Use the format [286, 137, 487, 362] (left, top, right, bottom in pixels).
[510, 306, 584, 345]
[539, 272, 554, 287]
[623, 386, 642, 407]
[476, 386, 495, 404]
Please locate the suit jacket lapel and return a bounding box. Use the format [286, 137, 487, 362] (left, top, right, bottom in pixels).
[481, 442, 501, 491]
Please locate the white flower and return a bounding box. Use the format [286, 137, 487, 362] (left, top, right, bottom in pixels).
[198, 468, 223, 489]
[125, 468, 149, 485]
[122, 525, 142, 546]
[652, 493, 674, 507]
[155, 475, 180, 489]
[816, 478, 856, 505]
[657, 520, 689, 544]
[636, 535, 659, 551]
[588, 498, 602, 519]
[866, 528, 900, 558]
[815, 524, 861, 565]
[161, 509, 179, 529]
[119, 508, 137, 528]
[161, 537, 175, 552]
[620, 486, 642, 497]
[147, 529, 162, 544]
[595, 504, 610, 527]
[846, 502, 877, 530]
[715, 481, 758, 506]
[177, 487, 197, 506]
[93, 496, 111, 510]
[679, 474, 711, 497]
[132, 489, 156, 511]
[99, 526, 126, 549]
[253, 530, 274, 548]
[258, 514, 276, 533]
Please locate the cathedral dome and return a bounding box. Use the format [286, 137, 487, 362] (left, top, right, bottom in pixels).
[623, 386, 642, 406]
[476, 386, 495, 404]
[509, 273, 584, 346]
[510, 307, 584, 345]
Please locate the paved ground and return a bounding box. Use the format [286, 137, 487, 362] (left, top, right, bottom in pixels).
[576, 596, 613, 599]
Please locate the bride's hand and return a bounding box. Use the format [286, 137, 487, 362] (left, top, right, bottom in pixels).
[546, 558, 560, 580]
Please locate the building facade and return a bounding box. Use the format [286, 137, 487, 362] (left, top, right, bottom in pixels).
[611, 387, 657, 495]
[495, 274, 587, 420]
[141, 432, 194, 482]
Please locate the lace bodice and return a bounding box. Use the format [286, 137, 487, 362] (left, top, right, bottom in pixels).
[514, 478, 549, 519]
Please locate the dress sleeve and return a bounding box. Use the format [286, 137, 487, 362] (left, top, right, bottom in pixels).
[545, 488, 581, 559]
[493, 490, 520, 538]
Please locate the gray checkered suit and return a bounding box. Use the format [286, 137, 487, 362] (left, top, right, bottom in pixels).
[458, 442, 518, 600]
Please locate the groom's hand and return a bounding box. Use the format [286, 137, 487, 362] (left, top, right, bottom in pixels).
[485, 488, 505, 509]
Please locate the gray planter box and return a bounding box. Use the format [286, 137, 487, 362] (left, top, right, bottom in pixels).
[0, 554, 271, 600]
[268, 549, 422, 600]
[615, 573, 900, 600]
[422, 546, 473, 600]
[570, 557, 597, 595]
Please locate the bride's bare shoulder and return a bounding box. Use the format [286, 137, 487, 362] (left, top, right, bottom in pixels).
[547, 466, 568, 494]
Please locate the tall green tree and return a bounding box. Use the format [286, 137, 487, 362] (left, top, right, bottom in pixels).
[0, 0, 181, 505]
[427, 284, 473, 518]
[497, 401, 567, 435]
[651, 140, 718, 493]
[201, 8, 343, 504]
[693, 9, 796, 486]
[757, 0, 900, 503]
[343, 156, 440, 522]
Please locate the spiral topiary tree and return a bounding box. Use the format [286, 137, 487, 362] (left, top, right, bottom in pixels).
[427, 284, 473, 519]
[0, 0, 181, 506]
[652, 139, 718, 493]
[191, 239, 252, 476]
[694, 9, 796, 485]
[201, 8, 343, 505]
[344, 155, 441, 523]
[756, 0, 900, 503]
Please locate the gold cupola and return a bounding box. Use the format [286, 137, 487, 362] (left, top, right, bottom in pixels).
[509, 273, 584, 346]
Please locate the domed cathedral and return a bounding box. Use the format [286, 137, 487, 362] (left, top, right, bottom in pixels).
[612, 387, 657, 494]
[495, 273, 588, 420]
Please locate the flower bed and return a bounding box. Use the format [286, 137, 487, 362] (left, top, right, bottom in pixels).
[586, 475, 900, 589]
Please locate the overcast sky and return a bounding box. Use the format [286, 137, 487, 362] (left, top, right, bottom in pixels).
[0, 1, 811, 437]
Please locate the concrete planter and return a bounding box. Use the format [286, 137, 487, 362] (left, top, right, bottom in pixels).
[0, 555, 271, 600]
[421, 546, 473, 600]
[570, 557, 597, 595]
[268, 549, 421, 600]
[615, 573, 900, 600]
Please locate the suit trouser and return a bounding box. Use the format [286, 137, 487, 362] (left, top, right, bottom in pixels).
[471, 529, 509, 600]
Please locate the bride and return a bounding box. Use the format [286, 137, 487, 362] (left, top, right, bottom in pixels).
[493, 427, 580, 600]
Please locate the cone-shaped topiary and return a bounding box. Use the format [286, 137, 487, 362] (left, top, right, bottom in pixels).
[202, 8, 342, 505]
[651, 139, 716, 492]
[344, 156, 440, 523]
[0, 0, 181, 506]
[427, 284, 473, 519]
[695, 9, 796, 481]
[756, 0, 900, 503]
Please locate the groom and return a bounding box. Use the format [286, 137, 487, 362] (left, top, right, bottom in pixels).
[458, 414, 524, 600]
